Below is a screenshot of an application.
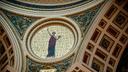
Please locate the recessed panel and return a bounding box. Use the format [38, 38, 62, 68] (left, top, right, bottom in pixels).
[95, 49, 107, 61]
[106, 67, 113, 72]
[119, 34, 128, 44]
[99, 34, 114, 52]
[98, 19, 107, 29]
[91, 58, 104, 72]
[91, 28, 101, 43]
[112, 43, 122, 58]
[105, 5, 117, 19]
[109, 58, 115, 67]
[106, 25, 120, 38]
[83, 51, 90, 64]
[113, 12, 128, 29]
[86, 43, 94, 52]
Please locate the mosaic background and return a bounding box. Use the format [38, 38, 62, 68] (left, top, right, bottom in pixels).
[26, 54, 74, 72]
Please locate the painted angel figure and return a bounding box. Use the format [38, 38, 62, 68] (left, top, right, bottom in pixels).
[47, 28, 61, 58]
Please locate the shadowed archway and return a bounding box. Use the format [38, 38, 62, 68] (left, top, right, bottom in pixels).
[116, 44, 128, 72]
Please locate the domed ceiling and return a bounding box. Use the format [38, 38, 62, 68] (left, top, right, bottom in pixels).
[1, 0, 92, 10]
[0, 0, 103, 16]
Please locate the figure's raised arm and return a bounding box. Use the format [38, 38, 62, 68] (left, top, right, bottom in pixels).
[47, 28, 52, 36]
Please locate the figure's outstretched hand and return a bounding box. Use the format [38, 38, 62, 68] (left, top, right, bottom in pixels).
[58, 36, 61, 38]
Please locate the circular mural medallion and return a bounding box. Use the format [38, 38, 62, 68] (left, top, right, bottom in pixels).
[25, 17, 81, 62]
[31, 24, 75, 59]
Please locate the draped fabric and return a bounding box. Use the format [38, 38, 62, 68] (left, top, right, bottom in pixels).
[47, 36, 56, 57]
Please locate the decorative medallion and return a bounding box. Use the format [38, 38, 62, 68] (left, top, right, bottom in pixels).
[25, 17, 81, 62]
